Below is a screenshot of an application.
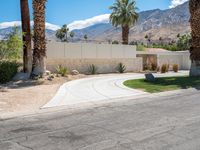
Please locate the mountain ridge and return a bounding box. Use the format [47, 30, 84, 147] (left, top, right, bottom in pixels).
[0, 1, 190, 43]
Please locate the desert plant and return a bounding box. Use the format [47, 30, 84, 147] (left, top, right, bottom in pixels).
[161, 64, 168, 73]
[0, 61, 20, 84]
[56, 65, 68, 76]
[88, 64, 98, 75]
[116, 63, 126, 73]
[151, 63, 157, 71]
[173, 64, 179, 73]
[156, 66, 160, 72]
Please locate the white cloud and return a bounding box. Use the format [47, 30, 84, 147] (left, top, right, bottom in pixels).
[68, 14, 110, 31]
[0, 21, 60, 31]
[0, 21, 21, 29]
[0, 14, 111, 31]
[169, 0, 188, 8]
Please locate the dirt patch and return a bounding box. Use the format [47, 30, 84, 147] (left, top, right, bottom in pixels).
[0, 74, 86, 116]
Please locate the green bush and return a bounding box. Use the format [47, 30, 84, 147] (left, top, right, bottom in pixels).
[137, 44, 145, 51]
[112, 40, 119, 44]
[56, 65, 68, 76]
[161, 64, 168, 73]
[116, 63, 126, 73]
[0, 27, 23, 60]
[0, 61, 20, 84]
[88, 64, 98, 75]
[173, 64, 179, 73]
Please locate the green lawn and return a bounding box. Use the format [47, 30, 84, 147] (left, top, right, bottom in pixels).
[123, 76, 200, 93]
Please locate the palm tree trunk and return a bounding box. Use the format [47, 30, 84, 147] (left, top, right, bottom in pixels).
[32, 0, 46, 76]
[122, 25, 129, 45]
[20, 0, 32, 74]
[189, 0, 200, 76]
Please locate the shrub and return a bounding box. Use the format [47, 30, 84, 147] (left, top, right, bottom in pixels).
[56, 65, 68, 76]
[156, 66, 160, 72]
[137, 44, 145, 51]
[88, 64, 98, 75]
[0, 61, 20, 84]
[151, 63, 157, 71]
[173, 64, 179, 73]
[116, 63, 126, 73]
[112, 40, 119, 44]
[161, 64, 168, 73]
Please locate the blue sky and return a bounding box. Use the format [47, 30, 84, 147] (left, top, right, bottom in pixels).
[0, 0, 188, 30]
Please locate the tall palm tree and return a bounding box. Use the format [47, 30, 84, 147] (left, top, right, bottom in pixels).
[32, 0, 47, 76]
[189, 0, 200, 76]
[20, 0, 32, 73]
[109, 0, 138, 45]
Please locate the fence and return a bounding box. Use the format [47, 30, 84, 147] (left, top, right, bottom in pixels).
[137, 51, 191, 70]
[46, 42, 142, 73]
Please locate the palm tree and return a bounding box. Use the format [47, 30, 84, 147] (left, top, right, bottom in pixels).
[56, 24, 69, 42]
[189, 0, 200, 76]
[32, 0, 47, 76]
[20, 0, 32, 74]
[109, 0, 138, 45]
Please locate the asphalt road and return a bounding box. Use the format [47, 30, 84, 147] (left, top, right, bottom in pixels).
[1, 89, 200, 150]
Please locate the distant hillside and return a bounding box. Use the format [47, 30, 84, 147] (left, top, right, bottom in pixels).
[0, 2, 190, 43]
[73, 1, 190, 43]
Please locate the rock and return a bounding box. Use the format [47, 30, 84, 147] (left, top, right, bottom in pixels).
[0, 86, 8, 92]
[12, 72, 30, 81]
[45, 70, 51, 75]
[71, 70, 79, 75]
[145, 73, 156, 82]
[47, 76, 53, 81]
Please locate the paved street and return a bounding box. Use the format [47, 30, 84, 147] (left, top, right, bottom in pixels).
[0, 88, 200, 150]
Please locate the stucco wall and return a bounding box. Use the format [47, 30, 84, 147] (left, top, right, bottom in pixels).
[46, 42, 141, 73]
[46, 58, 142, 74]
[137, 51, 191, 70]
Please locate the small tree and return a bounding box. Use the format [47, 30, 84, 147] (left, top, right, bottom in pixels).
[84, 34, 88, 42]
[0, 27, 23, 60]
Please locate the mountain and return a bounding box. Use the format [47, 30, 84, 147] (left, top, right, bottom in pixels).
[73, 1, 190, 43]
[0, 2, 190, 43]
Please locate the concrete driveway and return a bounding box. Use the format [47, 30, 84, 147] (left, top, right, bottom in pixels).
[43, 71, 188, 108]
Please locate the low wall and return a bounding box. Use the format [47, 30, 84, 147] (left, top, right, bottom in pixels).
[46, 42, 142, 73]
[46, 58, 142, 74]
[137, 51, 191, 70]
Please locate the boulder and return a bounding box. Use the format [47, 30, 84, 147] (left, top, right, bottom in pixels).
[145, 73, 156, 82]
[45, 70, 51, 75]
[71, 70, 79, 75]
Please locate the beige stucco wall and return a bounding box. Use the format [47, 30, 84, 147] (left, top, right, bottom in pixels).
[46, 58, 142, 74]
[137, 51, 191, 70]
[47, 42, 136, 59]
[46, 42, 141, 73]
